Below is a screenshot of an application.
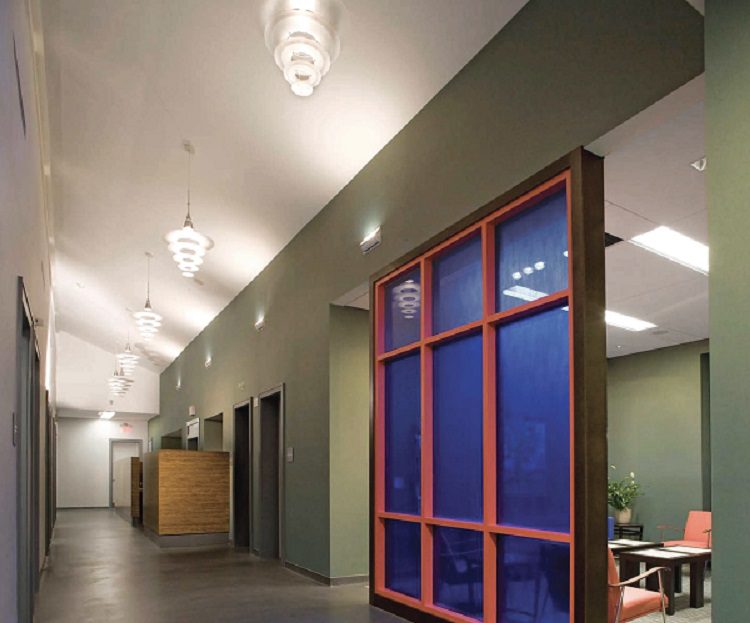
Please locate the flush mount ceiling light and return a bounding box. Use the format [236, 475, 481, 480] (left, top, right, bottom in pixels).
[605, 310, 657, 332]
[263, 0, 343, 97]
[630, 226, 709, 275]
[165, 141, 213, 278]
[133, 252, 162, 342]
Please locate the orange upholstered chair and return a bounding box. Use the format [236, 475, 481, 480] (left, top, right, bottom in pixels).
[660, 511, 712, 548]
[608, 548, 667, 623]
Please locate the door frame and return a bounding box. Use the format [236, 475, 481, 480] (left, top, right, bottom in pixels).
[108, 438, 143, 508]
[258, 384, 286, 563]
[232, 398, 253, 549]
[16, 277, 40, 623]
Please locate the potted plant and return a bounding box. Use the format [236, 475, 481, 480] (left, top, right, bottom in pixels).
[608, 466, 641, 524]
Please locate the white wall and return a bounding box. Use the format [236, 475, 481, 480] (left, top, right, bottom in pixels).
[0, 0, 56, 618]
[56, 330, 160, 413]
[57, 418, 147, 508]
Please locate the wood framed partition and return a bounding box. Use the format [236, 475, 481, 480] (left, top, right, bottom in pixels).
[370, 149, 606, 623]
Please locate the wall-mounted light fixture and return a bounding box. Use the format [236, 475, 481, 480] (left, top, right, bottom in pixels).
[690, 156, 707, 172]
[360, 226, 381, 254]
[205, 356, 212, 368]
[176, 379, 182, 391]
[254, 316, 266, 331]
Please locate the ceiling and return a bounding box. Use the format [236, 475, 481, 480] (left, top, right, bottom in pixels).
[42, 0, 529, 375]
[341, 76, 708, 359]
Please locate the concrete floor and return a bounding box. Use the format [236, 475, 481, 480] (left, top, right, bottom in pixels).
[36, 509, 402, 623]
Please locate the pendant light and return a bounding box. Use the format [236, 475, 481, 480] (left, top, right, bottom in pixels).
[117, 335, 139, 376]
[133, 252, 162, 342]
[165, 141, 213, 278]
[109, 362, 133, 396]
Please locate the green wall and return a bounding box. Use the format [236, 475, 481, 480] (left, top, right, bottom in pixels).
[329, 306, 370, 579]
[607, 340, 709, 541]
[154, 0, 703, 579]
[707, 4, 750, 620]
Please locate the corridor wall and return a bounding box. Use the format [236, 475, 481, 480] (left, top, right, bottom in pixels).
[154, 0, 704, 581]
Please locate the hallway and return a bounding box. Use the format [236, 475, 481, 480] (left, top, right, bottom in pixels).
[36, 510, 399, 623]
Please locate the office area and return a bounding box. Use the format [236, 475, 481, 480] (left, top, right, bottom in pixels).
[2, 1, 748, 622]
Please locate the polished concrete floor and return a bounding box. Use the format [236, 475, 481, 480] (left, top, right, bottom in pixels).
[36, 509, 402, 623]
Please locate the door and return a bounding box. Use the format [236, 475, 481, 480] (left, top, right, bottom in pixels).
[109, 440, 142, 507]
[233, 402, 251, 549]
[253, 386, 285, 560]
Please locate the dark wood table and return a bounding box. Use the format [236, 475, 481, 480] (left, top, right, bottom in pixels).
[619, 547, 711, 616]
[614, 523, 644, 540]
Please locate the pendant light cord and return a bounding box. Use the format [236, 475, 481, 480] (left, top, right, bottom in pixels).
[145, 252, 153, 307]
[183, 140, 195, 227]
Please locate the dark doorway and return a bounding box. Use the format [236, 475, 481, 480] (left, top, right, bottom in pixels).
[700, 352, 711, 511]
[233, 402, 251, 549]
[254, 385, 284, 560]
[17, 278, 41, 623]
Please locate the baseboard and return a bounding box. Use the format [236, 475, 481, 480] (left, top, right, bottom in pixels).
[283, 560, 368, 586]
[144, 527, 230, 549]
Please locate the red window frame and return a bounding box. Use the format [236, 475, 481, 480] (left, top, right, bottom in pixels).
[370, 151, 607, 623]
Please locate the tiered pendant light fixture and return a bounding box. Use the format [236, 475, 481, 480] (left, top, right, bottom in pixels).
[108, 360, 134, 397]
[117, 336, 139, 376]
[263, 0, 343, 97]
[165, 141, 213, 278]
[133, 252, 162, 342]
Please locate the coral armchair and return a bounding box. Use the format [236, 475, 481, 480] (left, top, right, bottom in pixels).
[608, 548, 668, 623]
[658, 511, 712, 548]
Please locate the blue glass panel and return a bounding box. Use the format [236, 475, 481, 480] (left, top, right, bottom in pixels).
[385, 353, 421, 515]
[385, 520, 421, 599]
[498, 537, 569, 623]
[433, 333, 483, 521]
[435, 527, 484, 620]
[385, 267, 421, 351]
[433, 235, 482, 334]
[497, 307, 570, 532]
[496, 189, 568, 311]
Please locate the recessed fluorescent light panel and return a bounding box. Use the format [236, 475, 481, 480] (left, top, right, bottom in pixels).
[502, 285, 548, 302]
[605, 310, 656, 332]
[98, 411, 115, 420]
[630, 226, 708, 275]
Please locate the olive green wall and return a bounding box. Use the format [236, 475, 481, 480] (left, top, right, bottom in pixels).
[707, 4, 750, 620]
[155, 0, 703, 578]
[607, 340, 709, 541]
[329, 306, 370, 579]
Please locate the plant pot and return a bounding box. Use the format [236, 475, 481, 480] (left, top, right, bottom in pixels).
[615, 508, 632, 524]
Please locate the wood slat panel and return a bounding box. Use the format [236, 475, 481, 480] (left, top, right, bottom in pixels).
[157, 450, 230, 535]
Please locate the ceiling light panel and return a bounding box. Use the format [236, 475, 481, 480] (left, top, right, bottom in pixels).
[605, 310, 657, 332]
[630, 226, 708, 274]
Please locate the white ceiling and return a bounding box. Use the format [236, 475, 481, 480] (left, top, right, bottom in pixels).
[43, 0, 529, 376]
[56, 330, 159, 414]
[591, 76, 707, 357]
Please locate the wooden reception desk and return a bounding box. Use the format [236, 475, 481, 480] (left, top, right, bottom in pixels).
[143, 450, 230, 546]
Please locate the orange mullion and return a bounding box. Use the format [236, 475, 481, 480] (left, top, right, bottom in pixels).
[487, 290, 569, 327]
[374, 281, 386, 593]
[489, 524, 572, 543]
[423, 319, 484, 347]
[481, 221, 497, 623]
[420, 257, 434, 607]
[376, 341, 421, 362]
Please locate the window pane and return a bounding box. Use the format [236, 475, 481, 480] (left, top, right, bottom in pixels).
[385, 520, 421, 599]
[385, 353, 421, 515]
[497, 537, 569, 623]
[496, 189, 568, 312]
[433, 333, 483, 522]
[433, 235, 482, 334]
[497, 307, 570, 533]
[434, 527, 484, 620]
[385, 267, 421, 351]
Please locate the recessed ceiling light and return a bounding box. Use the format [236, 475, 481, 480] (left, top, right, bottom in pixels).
[630, 226, 708, 274]
[690, 157, 707, 172]
[605, 310, 656, 332]
[502, 285, 547, 302]
[98, 411, 115, 420]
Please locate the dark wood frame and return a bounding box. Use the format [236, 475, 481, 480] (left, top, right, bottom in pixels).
[368, 148, 607, 623]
